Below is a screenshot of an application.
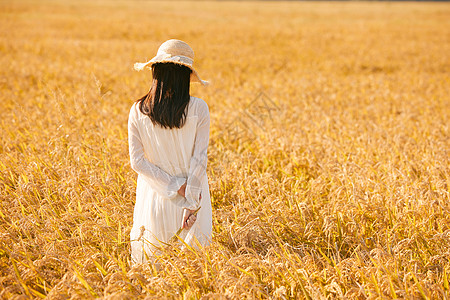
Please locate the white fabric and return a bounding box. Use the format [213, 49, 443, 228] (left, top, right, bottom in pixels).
[128, 97, 212, 264]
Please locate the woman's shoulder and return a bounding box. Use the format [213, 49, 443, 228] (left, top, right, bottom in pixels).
[189, 96, 209, 115]
[129, 101, 138, 116]
[129, 102, 145, 123]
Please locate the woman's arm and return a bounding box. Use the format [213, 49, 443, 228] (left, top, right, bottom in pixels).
[128, 104, 186, 199]
[184, 100, 210, 210]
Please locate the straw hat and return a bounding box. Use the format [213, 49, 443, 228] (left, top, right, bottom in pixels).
[134, 39, 208, 86]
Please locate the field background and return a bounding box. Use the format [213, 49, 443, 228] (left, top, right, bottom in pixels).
[1, 0, 449, 298]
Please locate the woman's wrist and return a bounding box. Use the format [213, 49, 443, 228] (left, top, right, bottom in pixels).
[177, 182, 187, 197]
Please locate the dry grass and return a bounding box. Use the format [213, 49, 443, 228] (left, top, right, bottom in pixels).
[0, 0, 449, 298]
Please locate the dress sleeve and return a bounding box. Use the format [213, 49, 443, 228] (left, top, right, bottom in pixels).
[128, 104, 186, 199]
[184, 100, 210, 210]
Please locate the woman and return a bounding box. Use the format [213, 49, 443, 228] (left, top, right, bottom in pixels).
[128, 39, 212, 264]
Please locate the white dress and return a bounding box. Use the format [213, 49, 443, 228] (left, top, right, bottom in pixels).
[128, 96, 212, 264]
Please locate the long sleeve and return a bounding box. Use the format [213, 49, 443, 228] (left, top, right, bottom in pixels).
[184, 100, 210, 210]
[128, 104, 186, 199]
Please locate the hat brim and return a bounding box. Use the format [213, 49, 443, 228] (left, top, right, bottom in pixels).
[134, 55, 209, 86]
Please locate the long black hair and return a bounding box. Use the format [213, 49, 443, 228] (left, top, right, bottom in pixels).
[137, 62, 192, 129]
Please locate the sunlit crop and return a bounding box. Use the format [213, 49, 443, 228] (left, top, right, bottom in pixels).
[0, 0, 449, 298]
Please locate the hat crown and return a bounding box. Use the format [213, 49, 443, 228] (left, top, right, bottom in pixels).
[157, 39, 194, 60]
[134, 39, 208, 85]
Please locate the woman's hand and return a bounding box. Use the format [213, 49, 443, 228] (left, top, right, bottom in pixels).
[181, 208, 197, 229]
[177, 182, 186, 197]
[178, 183, 203, 202]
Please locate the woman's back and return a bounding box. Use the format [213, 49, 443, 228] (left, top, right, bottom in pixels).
[130, 97, 207, 178]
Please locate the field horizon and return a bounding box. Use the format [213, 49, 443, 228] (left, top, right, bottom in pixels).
[1, 0, 449, 298]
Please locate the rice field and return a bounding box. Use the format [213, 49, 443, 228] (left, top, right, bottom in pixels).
[0, 0, 449, 298]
